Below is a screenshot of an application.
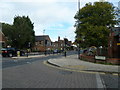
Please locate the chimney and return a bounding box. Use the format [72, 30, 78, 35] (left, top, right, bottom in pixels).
[58, 36, 60, 41]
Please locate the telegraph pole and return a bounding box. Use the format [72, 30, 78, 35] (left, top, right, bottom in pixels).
[77, 0, 81, 59]
[78, 0, 80, 11]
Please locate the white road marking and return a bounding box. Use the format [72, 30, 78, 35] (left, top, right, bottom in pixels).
[96, 73, 106, 89]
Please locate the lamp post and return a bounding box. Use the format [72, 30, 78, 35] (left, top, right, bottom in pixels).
[43, 29, 45, 35]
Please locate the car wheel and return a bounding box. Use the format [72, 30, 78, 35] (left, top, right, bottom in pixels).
[9, 53, 13, 57]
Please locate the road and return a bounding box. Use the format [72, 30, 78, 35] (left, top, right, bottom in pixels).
[1, 51, 119, 89]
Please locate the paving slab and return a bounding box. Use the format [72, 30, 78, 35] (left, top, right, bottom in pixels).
[48, 54, 119, 73]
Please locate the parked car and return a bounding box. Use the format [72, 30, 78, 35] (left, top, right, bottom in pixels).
[1, 48, 25, 57]
[87, 46, 97, 56]
[53, 49, 58, 54]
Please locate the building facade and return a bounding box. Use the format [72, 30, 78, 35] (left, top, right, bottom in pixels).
[52, 36, 65, 50]
[108, 27, 120, 58]
[0, 30, 6, 48]
[52, 36, 72, 51]
[33, 35, 52, 52]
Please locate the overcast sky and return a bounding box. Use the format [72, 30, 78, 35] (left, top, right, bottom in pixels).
[0, 0, 119, 42]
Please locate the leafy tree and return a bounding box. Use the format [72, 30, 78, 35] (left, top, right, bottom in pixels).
[74, 2, 117, 47]
[13, 16, 35, 49]
[2, 23, 14, 46]
[2, 16, 35, 49]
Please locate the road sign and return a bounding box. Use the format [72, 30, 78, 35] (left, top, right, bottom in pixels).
[95, 56, 106, 60]
[117, 43, 120, 45]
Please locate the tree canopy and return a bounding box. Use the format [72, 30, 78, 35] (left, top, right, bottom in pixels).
[2, 16, 35, 49]
[74, 2, 117, 48]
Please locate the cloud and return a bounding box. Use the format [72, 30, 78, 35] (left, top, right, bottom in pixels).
[0, 0, 119, 42]
[58, 26, 76, 42]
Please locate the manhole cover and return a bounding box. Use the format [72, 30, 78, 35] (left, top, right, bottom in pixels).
[59, 70, 72, 75]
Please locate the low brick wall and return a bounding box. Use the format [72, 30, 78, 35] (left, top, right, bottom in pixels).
[106, 58, 120, 65]
[80, 54, 95, 63]
[80, 54, 120, 65]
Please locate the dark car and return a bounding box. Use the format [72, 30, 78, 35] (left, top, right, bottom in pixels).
[1, 48, 25, 57]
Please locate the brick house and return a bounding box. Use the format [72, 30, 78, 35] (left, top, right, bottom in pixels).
[108, 27, 120, 58]
[52, 36, 72, 50]
[52, 36, 64, 50]
[33, 35, 52, 52]
[0, 30, 6, 48]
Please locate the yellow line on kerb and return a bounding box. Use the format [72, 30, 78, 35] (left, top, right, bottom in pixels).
[43, 61, 118, 76]
[43, 61, 105, 75]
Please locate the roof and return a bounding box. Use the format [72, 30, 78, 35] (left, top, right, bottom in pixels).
[35, 35, 51, 41]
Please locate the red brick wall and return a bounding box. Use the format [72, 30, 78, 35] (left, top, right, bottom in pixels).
[80, 54, 120, 65]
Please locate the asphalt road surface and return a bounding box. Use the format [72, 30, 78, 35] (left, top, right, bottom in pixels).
[1, 51, 119, 89]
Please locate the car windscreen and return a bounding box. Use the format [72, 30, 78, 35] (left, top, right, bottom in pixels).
[1, 48, 7, 51]
[7, 48, 16, 50]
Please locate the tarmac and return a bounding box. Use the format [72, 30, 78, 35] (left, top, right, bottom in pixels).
[11, 53, 119, 74]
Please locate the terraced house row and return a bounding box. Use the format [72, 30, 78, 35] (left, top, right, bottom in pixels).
[32, 35, 72, 52]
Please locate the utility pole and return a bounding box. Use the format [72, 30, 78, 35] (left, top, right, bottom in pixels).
[77, 0, 81, 59]
[78, 0, 80, 11]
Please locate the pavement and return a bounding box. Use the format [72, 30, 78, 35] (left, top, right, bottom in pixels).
[12, 55, 45, 59]
[47, 54, 120, 74]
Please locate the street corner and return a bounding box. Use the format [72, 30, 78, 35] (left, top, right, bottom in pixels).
[44, 60, 119, 76]
[43, 60, 99, 74]
[46, 59, 61, 67]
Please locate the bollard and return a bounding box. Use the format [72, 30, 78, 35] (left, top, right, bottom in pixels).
[17, 51, 20, 57]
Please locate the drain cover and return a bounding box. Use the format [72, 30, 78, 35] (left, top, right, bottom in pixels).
[59, 70, 72, 75]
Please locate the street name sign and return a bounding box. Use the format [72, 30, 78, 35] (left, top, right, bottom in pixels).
[95, 56, 106, 60]
[117, 43, 120, 45]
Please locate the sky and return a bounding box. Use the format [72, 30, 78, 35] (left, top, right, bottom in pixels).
[0, 0, 119, 42]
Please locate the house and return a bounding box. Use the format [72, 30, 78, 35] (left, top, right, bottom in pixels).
[52, 36, 64, 50]
[33, 35, 52, 52]
[108, 27, 120, 58]
[52, 36, 72, 50]
[0, 30, 6, 48]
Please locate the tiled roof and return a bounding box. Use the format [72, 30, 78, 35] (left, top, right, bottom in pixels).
[35, 35, 51, 41]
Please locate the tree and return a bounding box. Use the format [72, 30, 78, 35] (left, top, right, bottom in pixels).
[2, 16, 35, 49]
[13, 16, 35, 49]
[2, 23, 14, 46]
[74, 2, 117, 47]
